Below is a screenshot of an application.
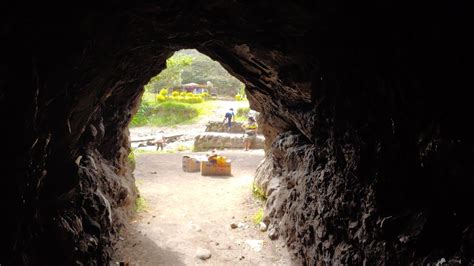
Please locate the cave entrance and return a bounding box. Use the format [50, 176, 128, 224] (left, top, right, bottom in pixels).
[115, 49, 279, 264]
[129, 48, 255, 153]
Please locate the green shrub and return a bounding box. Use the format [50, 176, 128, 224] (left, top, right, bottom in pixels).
[252, 182, 267, 201]
[194, 95, 203, 103]
[237, 107, 250, 118]
[135, 196, 147, 213]
[159, 88, 169, 96]
[252, 208, 264, 225]
[235, 94, 242, 101]
[130, 101, 153, 126]
[172, 91, 180, 97]
[180, 91, 187, 96]
[156, 94, 166, 102]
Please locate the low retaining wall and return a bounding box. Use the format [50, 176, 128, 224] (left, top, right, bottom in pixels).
[194, 132, 264, 151]
[205, 121, 263, 134]
[205, 121, 245, 133]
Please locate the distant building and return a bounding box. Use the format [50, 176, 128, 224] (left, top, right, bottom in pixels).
[173, 83, 209, 94]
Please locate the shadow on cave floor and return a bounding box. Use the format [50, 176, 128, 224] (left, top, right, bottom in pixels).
[113, 223, 186, 265]
[114, 150, 291, 265]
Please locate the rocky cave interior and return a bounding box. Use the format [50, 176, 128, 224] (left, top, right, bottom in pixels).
[1, 1, 473, 265]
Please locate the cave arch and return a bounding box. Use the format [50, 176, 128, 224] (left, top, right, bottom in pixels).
[2, 1, 474, 265]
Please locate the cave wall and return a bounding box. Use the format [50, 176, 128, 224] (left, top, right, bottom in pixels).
[1, 0, 473, 264]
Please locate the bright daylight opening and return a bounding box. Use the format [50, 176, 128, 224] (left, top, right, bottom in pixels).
[115, 49, 289, 264]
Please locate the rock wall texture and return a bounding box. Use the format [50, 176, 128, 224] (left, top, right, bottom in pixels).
[194, 133, 264, 151]
[2, 0, 473, 265]
[205, 121, 246, 133]
[205, 121, 263, 134]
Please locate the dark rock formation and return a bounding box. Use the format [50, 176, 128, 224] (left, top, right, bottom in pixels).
[2, 0, 473, 265]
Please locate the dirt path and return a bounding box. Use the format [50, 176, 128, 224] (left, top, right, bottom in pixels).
[113, 150, 291, 265]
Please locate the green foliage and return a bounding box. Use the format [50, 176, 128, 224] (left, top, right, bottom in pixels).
[239, 83, 246, 96]
[236, 107, 251, 120]
[252, 208, 264, 225]
[135, 196, 147, 213]
[179, 49, 244, 96]
[127, 150, 136, 169]
[156, 94, 166, 102]
[130, 101, 152, 126]
[130, 92, 217, 127]
[131, 101, 200, 127]
[146, 53, 193, 93]
[144, 49, 245, 98]
[172, 91, 180, 97]
[176, 144, 188, 151]
[252, 182, 267, 202]
[159, 88, 169, 96]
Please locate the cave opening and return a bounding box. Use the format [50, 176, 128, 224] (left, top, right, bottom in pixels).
[3, 1, 474, 265]
[114, 49, 283, 264]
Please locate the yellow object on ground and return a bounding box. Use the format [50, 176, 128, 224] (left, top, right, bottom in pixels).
[201, 159, 231, 176]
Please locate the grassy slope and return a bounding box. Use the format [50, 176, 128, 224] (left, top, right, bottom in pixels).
[130, 92, 218, 127]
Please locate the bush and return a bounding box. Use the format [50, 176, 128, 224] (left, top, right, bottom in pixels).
[159, 88, 168, 96]
[172, 91, 179, 97]
[156, 94, 166, 102]
[130, 101, 153, 126]
[180, 91, 187, 96]
[252, 182, 267, 201]
[252, 208, 264, 225]
[235, 94, 242, 101]
[135, 196, 147, 213]
[188, 95, 203, 103]
[236, 107, 250, 118]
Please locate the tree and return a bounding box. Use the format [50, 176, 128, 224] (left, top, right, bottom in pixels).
[144, 49, 244, 96]
[145, 53, 193, 93]
[180, 50, 243, 96]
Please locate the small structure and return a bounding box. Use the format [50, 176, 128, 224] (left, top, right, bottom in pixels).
[179, 83, 209, 94]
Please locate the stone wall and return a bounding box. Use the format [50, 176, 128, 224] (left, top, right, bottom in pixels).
[194, 133, 264, 151]
[205, 121, 263, 134]
[205, 121, 245, 133]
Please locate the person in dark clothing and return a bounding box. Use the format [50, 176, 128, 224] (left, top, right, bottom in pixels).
[223, 108, 235, 130]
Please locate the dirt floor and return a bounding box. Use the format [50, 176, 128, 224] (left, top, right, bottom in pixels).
[113, 149, 291, 265]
